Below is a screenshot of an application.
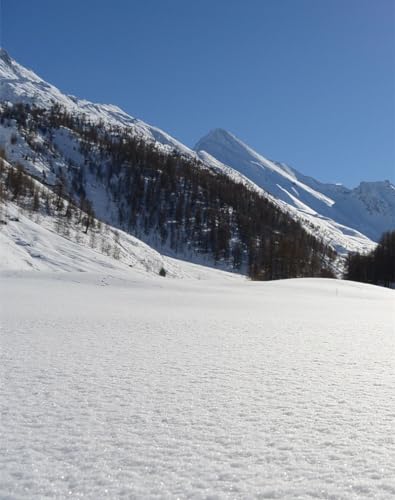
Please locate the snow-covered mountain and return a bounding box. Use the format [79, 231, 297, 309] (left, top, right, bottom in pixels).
[0, 47, 391, 272]
[0, 48, 193, 156]
[0, 48, 341, 281]
[195, 129, 395, 249]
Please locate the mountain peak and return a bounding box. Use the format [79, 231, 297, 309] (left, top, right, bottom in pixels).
[195, 128, 270, 169]
[194, 128, 236, 151]
[194, 128, 254, 159]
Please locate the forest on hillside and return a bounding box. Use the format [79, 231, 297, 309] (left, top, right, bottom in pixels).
[0, 102, 337, 279]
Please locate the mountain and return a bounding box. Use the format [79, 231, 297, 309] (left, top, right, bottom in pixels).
[0, 49, 197, 154]
[1, 48, 388, 261]
[0, 49, 337, 279]
[195, 129, 395, 252]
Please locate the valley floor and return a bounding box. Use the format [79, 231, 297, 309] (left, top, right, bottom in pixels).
[1, 272, 394, 499]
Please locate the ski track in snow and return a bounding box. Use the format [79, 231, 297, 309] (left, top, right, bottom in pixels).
[1, 273, 394, 499]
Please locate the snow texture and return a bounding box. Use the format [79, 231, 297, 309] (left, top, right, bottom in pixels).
[1, 272, 394, 499]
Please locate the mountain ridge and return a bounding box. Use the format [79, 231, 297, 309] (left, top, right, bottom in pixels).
[194, 128, 395, 243]
[0, 48, 392, 271]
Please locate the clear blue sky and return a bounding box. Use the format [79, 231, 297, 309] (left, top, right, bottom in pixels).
[1, 0, 394, 186]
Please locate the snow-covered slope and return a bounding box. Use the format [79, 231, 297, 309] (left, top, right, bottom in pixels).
[0, 48, 193, 157]
[195, 129, 395, 247]
[197, 147, 376, 257]
[0, 200, 242, 280]
[1, 271, 394, 498]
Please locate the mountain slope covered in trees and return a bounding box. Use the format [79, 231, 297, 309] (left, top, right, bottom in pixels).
[0, 151, 244, 279]
[0, 102, 336, 278]
[1, 48, 389, 261]
[3, 48, 390, 278]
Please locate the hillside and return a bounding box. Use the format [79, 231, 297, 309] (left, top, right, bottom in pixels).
[0, 156, 241, 280]
[1, 49, 393, 264]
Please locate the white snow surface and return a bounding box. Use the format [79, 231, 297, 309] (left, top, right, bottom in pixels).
[1, 272, 394, 499]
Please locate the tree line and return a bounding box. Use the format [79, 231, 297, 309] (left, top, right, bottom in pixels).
[345, 231, 395, 287]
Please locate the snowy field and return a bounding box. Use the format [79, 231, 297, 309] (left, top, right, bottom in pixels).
[1, 271, 394, 499]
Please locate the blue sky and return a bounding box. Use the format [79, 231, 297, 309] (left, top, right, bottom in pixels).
[1, 0, 394, 186]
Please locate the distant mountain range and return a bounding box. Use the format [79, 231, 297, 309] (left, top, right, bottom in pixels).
[195, 128, 395, 250]
[0, 48, 394, 277]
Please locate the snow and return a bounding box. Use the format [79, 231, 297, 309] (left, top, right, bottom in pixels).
[1, 272, 394, 499]
[0, 201, 243, 280]
[195, 129, 336, 208]
[195, 129, 395, 250]
[1, 50, 394, 499]
[333, 181, 395, 241]
[198, 151, 376, 259]
[0, 202, 160, 274]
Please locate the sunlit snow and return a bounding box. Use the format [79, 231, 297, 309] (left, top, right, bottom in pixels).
[1, 271, 394, 499]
